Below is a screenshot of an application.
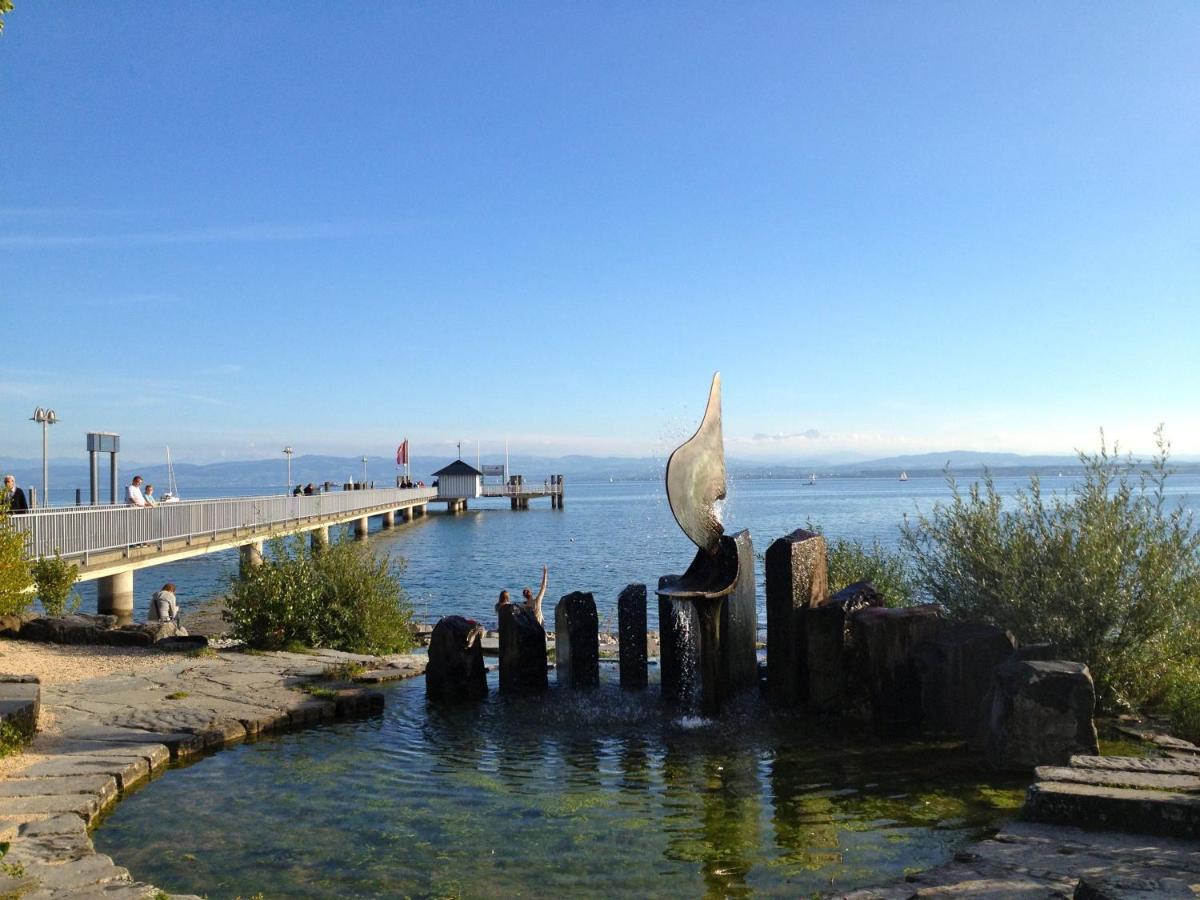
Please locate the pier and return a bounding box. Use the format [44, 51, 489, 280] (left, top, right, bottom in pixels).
[8, 487, 438, 619]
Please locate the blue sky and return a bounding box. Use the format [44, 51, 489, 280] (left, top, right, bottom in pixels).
[2, 3, 1197, 465]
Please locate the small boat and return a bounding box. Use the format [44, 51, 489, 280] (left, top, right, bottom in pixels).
[807, 473, 816, 485]
[899, 471, 908, 482]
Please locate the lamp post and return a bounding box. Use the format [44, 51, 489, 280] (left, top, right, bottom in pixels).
[31, 407, 58, 505]
[283, 446, 294, 492]
[361, 456, 368, 487]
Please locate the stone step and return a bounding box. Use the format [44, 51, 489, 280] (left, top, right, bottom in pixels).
[0, 674, 41, 735]
[1025, 780, 1200, 840]
[1035, 765, 1200, 793]
[1071, 754, 1200, 775]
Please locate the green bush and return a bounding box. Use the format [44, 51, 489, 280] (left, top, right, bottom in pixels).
[826, 535, 915, 607]
[1164, 661, 1200, 746]
[30, 552, 80, 616]
[0, 504, 32, 616]
[223, 536, 416, 655]
[901, 430, 1200, 712]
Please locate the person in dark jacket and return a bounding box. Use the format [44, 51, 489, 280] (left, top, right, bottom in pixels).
[2, 475, 28, 513]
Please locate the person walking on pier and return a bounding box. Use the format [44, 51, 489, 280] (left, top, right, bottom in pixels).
[2, 475, 28, 514]
[521, 565, 549, 625]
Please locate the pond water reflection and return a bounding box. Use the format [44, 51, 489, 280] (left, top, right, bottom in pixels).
[94, 668, 1026, 897]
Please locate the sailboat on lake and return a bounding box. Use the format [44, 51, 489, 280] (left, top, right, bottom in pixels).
[899, 471, 908, 482]
[161, 446, 182, 502]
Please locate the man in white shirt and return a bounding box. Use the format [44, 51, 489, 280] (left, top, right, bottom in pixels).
[126, 475, 148, 507]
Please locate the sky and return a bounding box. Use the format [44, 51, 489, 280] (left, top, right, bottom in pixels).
[2, 3, 1198, 466]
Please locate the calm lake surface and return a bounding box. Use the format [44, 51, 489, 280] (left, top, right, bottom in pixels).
[93, 669, 1027, 898]
[70, 473, 1200, 630]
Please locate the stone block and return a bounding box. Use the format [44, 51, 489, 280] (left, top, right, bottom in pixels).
[618, 583, 648, 691]
[986, 659, 1099, 771]
[765, 528, 827, 707]
[0, 674, 40, 734]
[912, 621, 1015, 738]
[498, 604, 548, 694]
[426, 615, 487, 702]
[555, 591, 599, 689]
[849, 604, 944, 735]
[805, 581, 884, 713]
[721, 530, 759, 699]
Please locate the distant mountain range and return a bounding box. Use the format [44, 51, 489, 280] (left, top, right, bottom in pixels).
[4, 449, 1197, 492]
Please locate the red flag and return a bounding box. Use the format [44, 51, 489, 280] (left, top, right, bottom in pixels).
[396, 439, 409, 466]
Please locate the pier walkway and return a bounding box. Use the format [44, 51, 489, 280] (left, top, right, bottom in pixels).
[9, 487, 437, 618]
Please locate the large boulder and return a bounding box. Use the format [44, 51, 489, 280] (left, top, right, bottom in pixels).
[18, 614, 118, 644]
[498, 604, 548, 694]
[617, 583, 647, 691]
[913, 621, 1015, 738]
[849, 604, 944, 735]
[426, 615, 487, 702]
[805, 581, 884, 713]
[555, 592, 599, 689]
[985, 659, 1099, 771]
[765, 528, 827, 707]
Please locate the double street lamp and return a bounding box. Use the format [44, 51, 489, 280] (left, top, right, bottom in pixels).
[30, 407, 58, 506]
[283, 446, 294, 491]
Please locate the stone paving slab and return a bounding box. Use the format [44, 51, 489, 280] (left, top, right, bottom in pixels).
[1034, 764, 1200, 792]
[1071, 754, 1200, 775]
[1025, 780, 1200, 840]
[1, 645, 422, 898]
[838, 820, 1200, 898]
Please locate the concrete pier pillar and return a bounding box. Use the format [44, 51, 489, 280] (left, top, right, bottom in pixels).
[97, 571, 134, 624]
[381, 510, 395, 529]
[239, 540, 264, 577]
[354, 516, 370, 539]
[311, 525, 329, 551]
[400, 507, 412, 523]
[511, 497, 518, 510]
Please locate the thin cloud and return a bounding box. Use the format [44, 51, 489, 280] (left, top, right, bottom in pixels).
[749, 429, 821, 442]
[0, 221, 388, 249]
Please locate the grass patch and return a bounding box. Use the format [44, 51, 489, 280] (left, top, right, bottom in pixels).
[164, 691, 190, 700]
[0, 718, 32, 759]
[186, 646, 218, 659]
[303, 685, 340, 700]
[322, 660, 368, 681]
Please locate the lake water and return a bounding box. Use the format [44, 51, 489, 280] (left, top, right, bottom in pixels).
[68, 473, 1200, 631]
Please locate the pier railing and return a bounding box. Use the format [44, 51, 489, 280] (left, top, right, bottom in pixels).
[9, 487, 437, 562]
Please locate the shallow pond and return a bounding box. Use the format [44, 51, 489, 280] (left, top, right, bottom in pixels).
[94, 668, 1026, 897]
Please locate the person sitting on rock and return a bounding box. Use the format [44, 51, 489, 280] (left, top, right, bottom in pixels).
[521, 565, 549, 625]
[149, 583, 179, 622]
[495, 589, 512, 614]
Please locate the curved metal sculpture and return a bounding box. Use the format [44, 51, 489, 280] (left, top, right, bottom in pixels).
[665, 372, 726, 555]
